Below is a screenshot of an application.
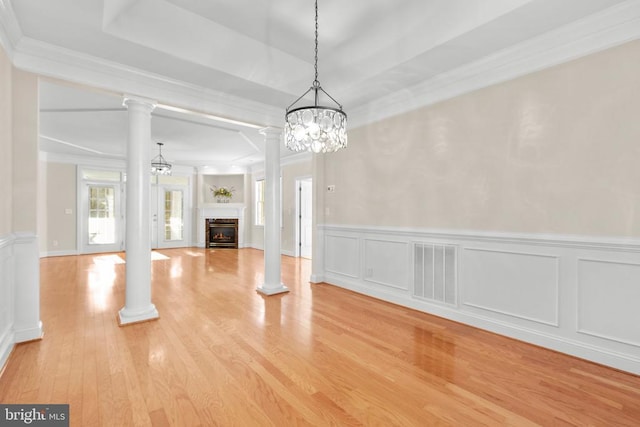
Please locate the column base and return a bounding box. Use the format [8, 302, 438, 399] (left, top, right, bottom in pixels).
[14, 321, 44, 343]
[118, 304, 159, 326]
[256, 284, 290, 296]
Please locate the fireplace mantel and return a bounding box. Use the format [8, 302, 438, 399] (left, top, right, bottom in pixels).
[197, 204, 246, 248]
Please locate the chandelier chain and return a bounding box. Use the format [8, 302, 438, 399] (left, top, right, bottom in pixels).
[314, 0, 319, 86]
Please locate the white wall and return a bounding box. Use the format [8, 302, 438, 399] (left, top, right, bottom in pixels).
[317, 40, 640, 374]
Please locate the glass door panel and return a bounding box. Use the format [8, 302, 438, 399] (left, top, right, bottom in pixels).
[83, 183, 122, 253]
[164, 189, 184, 242]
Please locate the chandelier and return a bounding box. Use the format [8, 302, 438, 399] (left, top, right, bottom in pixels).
[284, 0, 347, 153]
[151, 142, 172, 175]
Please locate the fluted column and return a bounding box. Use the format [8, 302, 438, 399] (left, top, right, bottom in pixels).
[118, 95, 159, 325]
[257, 127, 289, 296]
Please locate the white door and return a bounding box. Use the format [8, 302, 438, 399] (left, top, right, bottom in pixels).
[152, 184, 189, 249]
[82, 182, 123, 253]
[298, 178, 313, 258]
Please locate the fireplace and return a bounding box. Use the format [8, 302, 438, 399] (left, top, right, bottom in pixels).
[206, 218, 238, 248]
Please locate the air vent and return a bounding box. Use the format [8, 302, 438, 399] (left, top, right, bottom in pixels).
[414, 243, 456, 305]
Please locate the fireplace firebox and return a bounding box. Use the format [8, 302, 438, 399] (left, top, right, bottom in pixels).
[206, 218, 238, 248]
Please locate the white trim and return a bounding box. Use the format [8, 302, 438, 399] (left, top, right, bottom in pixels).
[0, 233, 15, 372]
[11, 37, 282, 127]
[0, 0, 21, 58]
[249, 152, 312, 175]
[0, 328, 14, 375]
[0, 233, 13, 249]
[320, 224, 640, 375]
[323, 271, 640, 376]
[320, 224, 640, 252]
[40, 250, 78, 258]
[40, 151, 197, 175]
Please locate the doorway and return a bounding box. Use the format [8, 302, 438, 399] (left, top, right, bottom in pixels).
[79, 169, 124, 254]
[295, 177, 313, 258]
[151, 175, 191, 249]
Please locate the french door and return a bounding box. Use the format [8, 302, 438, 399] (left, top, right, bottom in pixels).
[151, 184, 189, 249]
[81, 182, 123, 253]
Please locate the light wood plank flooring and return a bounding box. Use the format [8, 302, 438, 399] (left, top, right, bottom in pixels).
[1, 248, 639, 426]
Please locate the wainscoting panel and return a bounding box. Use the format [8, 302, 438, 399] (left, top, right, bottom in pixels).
[0, 235, 15, 371]
[462, 248, 559, 326]
[320, 224, 640, 375]
[363, 239, 409, 290]
[325, 235, 360, 278]
[577, 259, 640, 348]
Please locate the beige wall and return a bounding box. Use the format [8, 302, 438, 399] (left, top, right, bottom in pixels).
[11, 68, 39, 233]
[323, 40, 640, 237]
[0, 45, 12, 236]
[44, 162, 77, 252]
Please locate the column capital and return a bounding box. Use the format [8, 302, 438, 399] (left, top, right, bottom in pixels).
[259, 126, 282, 138]
[123, 94, 157, 112]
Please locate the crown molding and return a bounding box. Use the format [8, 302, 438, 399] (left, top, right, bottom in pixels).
[11, 36, 284, 127]
[348, 0, 640, 129]
[39, 151, 126, 169]
[39, 151, 197, 175]
[0, 0, 21, 58]
[248, 151, 311, 174]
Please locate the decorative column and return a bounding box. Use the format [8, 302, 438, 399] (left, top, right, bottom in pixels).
[118, 95, 159, 325]
[257, 127, 289, 295]
[310, 152, 325, 283]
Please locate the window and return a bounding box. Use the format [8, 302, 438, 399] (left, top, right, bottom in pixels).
[164, 189, 184, 241]
[88, 185, 116, 244]
[254, 177, 283, 226]
[255, 179, 265, 226]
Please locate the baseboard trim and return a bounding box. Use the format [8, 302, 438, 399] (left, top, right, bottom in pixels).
[14, 322, 44, 343]
[0, 329, 15, 377]
[40, 249, 78, 258]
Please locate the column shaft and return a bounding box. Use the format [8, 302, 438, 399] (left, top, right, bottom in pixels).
[119, 96, 159, 324]
[257, 127, 289, 295]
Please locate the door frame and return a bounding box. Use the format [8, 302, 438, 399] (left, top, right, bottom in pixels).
[79, 180, 124, 254]
[294, 175, 313, 258]
[152, 179, 192, 249]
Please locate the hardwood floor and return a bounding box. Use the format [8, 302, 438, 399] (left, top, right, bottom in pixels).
[1, 248, 639, 426]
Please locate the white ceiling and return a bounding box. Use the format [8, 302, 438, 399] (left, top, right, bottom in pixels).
[1, 0, 637, 168]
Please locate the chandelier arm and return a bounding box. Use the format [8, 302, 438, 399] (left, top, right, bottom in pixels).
[317, 86, 344, 111]
[286, 86, 315, 112]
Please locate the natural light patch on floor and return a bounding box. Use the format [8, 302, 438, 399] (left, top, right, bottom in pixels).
[185, 250, 204, 257]
[152, 251, 170, 261]
[90, 252, 169, 265]
[93, 254, 125, 265]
